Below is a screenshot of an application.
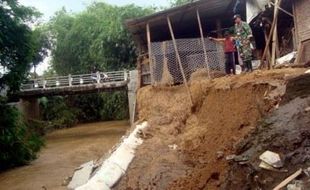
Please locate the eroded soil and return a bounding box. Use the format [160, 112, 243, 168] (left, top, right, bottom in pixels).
[115, 68, 310, 190]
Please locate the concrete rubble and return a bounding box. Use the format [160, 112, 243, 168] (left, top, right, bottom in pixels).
[68, 161, 94, 190]
[73, 122, 149, 190]
[259, 150, 283, 169]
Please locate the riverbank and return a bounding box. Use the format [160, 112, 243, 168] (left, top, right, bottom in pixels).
[0, 120, 128, 190]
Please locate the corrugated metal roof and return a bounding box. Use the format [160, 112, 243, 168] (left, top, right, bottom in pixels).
[125, 0, 237, 50]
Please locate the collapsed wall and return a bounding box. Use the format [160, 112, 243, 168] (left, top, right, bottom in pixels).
[115, 68, 308, 189]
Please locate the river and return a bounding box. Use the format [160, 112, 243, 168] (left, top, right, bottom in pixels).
[0, 120, 129, 190]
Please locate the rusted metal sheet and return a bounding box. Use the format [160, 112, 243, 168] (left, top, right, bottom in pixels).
[294, 0, 310, 62]
[295, 0, 310, 42]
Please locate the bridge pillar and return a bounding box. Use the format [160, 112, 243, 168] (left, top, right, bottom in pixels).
[18, 98, 40, 120]
[128, 70, 138, 125]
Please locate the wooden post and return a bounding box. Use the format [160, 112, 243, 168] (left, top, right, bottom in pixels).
[137, 54, 142, 88]
[146, 23, 154, 85]
[196, 9, 211, 79]
[167, 16, 193, 106]
[271, 0, 279, 69]
[216, 19, 222, 38]
[261, 0, 282, 68]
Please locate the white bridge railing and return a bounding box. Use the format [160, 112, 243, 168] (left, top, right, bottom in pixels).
[21, 70, 129, 91]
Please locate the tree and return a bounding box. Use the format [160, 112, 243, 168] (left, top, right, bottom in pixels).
[169, 0, 194, 7]
[49, 3, 154, 75]
[0, 0, 42, 93]
[31, 27, 51, 78]
[0, 0, 44, 170]
[41, 3, 155, 125]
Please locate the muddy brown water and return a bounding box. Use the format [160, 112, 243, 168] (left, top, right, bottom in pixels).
[0, 120, 129, 190]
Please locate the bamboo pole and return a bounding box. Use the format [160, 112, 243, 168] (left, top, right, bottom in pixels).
[167, 16, 193, 106]
[146, 23, 154, 84]
[261, 0, 283, 68]
[271, 0, 279, 69]
[264, 29, 272, 68]
[196, 9, 211, 79]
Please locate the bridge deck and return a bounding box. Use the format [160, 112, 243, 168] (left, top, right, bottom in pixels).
[19, 71, 129, 98]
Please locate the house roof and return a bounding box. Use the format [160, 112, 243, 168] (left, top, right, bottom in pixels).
[125, 0, 238, 50]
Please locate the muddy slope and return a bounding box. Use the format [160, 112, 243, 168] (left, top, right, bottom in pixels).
[224, 74, 310, 190]
[115, 69, 307, 190]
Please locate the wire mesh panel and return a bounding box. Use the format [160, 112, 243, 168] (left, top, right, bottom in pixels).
[150, 38, 225, 85]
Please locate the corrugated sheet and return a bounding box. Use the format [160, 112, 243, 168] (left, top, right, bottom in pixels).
[295, 0, 310, 41]
[295, 0, 310, 62]
[124, 0, 236, 49]
[246, 0, 269, 23]
[125, 0, 234, 28]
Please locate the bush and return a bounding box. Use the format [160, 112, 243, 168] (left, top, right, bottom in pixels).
[40, 96, 78, 129]
[40, 92, 129, 129]
[0, 99, 44, 170]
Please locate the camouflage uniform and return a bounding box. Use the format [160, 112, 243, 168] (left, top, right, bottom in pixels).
[235, 21, 253, 71]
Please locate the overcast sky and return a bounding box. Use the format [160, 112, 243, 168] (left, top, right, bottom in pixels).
[19, 0, 169, 75]
[19, 0, 169, 21]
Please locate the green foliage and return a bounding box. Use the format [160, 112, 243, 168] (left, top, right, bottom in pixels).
[0, 98, 44, 170]
[41, 2, 152, 127]
[0, 0, 42, 93]
[169, 0, 194, 7]
[0, 0, 45, 171]
[31, 26, 51, 77]
[49, 3, 154, 75]
[99, 92, 129, 121]
[40, 92, 129, 129]
[40, 97, 78, 129]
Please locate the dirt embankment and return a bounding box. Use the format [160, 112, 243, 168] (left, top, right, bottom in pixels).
[115, 68, 308, 190]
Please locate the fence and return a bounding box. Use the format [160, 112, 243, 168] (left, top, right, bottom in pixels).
[149, 38, 226, 86]
[21, 70, 129, 91]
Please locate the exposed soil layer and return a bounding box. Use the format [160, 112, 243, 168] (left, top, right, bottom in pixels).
[115, 68, 308, 190]
[224, 74, 310, 190]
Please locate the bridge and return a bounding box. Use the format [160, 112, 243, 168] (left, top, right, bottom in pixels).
[19, 70, 130, 98]
[17, 70, 138, 124]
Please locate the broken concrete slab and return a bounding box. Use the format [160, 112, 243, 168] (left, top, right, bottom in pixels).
[68, 161, 94, 190]
[259, 151, 283, 168]
[259, 161, 288, 172]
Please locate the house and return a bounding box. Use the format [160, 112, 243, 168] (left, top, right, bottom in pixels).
[125, 0, 310, 87]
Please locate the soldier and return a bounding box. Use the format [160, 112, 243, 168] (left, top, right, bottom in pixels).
[234, 14, 254, 72]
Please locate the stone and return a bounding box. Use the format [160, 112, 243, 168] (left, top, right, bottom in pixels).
[259, 161, 275, 171]
[168, 144, 178, 150]
[259, 150, 283, 168]
[226, 154, 236, 161]
[305, 107, 310, 112]
[216, 151, 224, 159]
[287, 180, 304, 190]
[234, 155, 249, 162]
[68, 161, 94, 190]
